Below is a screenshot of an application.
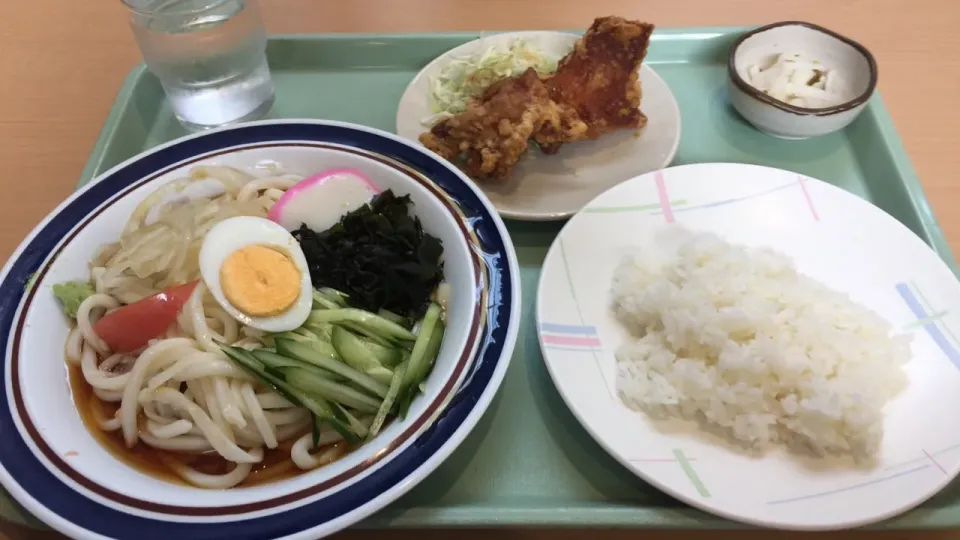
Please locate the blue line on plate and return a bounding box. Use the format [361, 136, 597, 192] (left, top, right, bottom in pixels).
[653, 182, 795, 215]
[542, 345, 604, 353]
[896, 283, 960, 370]
[539, 323, 598, 335]
[767, 465, 932, 505]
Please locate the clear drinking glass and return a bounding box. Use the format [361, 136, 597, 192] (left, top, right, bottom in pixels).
[122, 0, 276, 130]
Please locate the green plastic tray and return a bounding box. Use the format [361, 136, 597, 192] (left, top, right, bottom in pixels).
[4, 27, 959, 531]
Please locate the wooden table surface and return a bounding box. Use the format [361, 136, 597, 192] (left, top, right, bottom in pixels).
[1, 0, 958, 538]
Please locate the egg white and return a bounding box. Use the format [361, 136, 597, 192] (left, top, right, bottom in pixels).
[199, 216, 313, 333]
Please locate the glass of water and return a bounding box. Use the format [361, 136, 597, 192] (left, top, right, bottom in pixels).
[122, 0, 276, 131]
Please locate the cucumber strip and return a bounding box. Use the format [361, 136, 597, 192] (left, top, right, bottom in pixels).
[299, 392, 355, 441]
[396, 304, 442, 417]
[339, 321, 399, 349]
[312, 290, 341, 310]
[263, 379, 354, 442]
[332, 326, 389, 371]
[294, 327, 320, 340]
[275, 338, 389, 398]
[221, 346, 358, 442]
[398, 320, 445, 418]
[312, 414, 358, 447]
[271, 329, 336, 356]
[361, 336, 403, 368]
[407, 319, 445, 392]
[307, 338, 338, 359]
[307, 309, 416, 342]
[335, 404, 371, 439]
[284, 367, 381, 413]
[285, 325, 337, 353]
[316, 287, 349, 306]
[273, 328, 316, 342]
[377, 309, 412, 328]
[221, 347, 303, 408]
[369, 359, 408, 439]
[222, 349, 332, 416]
[396, 391, 413, 420]
[401, 304, 442, 388]
[252, 349, 348, 383]
[303, 323, 335, 345]
[250, 349, 308, 370]
[365, 366, 395, 386]
[263, 364, 289, 381]
[326, 397, 348, 422]
[223, 348, 337, 420]
[315, 411, 357, 443]
[312, 414, 323, 447]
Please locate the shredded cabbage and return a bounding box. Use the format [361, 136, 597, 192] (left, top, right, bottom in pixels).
[423, 40, 557, 126]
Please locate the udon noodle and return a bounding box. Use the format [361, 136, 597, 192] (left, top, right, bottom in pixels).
[66, 165, 350, 489]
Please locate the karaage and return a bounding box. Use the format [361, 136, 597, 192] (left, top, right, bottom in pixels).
[535, 16, 655, 154]
[419, 16, 655, 179]
[420, 69, 561, 181]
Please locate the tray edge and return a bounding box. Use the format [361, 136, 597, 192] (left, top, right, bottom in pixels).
[862, 95, 958, 272]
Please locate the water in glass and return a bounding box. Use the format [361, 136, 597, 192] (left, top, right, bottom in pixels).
[128, 0, 275, 130]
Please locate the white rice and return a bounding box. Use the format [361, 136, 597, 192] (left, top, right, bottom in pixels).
[611, 227, 911, 459]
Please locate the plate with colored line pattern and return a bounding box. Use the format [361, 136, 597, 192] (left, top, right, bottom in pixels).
[536, 162, 960, 530]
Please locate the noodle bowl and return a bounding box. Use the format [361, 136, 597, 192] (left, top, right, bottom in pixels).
[2, 123, 516, 540]
[24, 143, 481, 502]
[65, 165, 354, 489]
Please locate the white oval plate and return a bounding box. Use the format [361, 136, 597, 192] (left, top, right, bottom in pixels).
[536, 163, 960, 530]
[395, 31, 681, 221]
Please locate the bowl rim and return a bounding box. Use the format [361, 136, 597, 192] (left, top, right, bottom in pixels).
[727, 20, 879, 117]
[12, 140, 485, 515]
[0, 119, 522, 540]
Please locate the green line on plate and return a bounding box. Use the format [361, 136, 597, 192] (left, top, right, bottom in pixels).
[585, 199, 687, 214]
[673, 449, 710, 498]
[904, 310, 949, 330]
[557, 239, 583, 322]
[910, 281, 936, 313]
[910, 281, 960, 347]
[557, 239, 613, 399]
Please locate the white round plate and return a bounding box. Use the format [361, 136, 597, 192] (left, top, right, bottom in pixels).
[395, 31, 681, 221]
[536, 163, 960, 530]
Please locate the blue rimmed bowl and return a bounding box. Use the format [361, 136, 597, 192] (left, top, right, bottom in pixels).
[0, 120, 521, 540]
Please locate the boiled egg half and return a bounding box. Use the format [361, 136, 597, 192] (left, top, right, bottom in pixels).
[199, 216, 313, 332]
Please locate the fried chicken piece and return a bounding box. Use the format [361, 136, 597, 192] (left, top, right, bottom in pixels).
[531, 102, 590, 155]
[420, 69, 560, 181]
[419, 16, 655, 179]
[533, 16, 655, 154]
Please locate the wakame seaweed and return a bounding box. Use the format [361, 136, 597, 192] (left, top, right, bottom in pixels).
[292, 190, 444, 319]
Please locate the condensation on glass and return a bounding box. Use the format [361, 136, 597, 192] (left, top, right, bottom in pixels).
[122, 0, 276, 130]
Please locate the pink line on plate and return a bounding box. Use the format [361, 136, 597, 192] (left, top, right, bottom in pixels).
[654, 170, 674, 223]
[923, 448, 948, 475]
[542, 335, 602, 347]
[797, 175, 820, 221]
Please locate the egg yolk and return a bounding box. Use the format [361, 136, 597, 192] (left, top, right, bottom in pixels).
[220, 245, 301, 317]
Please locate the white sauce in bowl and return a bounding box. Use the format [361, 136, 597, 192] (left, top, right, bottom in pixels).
[746, 53, 846, 108]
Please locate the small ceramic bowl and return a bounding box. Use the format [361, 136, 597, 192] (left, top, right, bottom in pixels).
[727, 21, 878, 139]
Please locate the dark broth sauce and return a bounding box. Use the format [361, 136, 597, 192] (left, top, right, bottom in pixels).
[67, 363, 345, 488]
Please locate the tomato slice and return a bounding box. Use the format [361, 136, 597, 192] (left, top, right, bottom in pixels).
[93, 280, 200, 353]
